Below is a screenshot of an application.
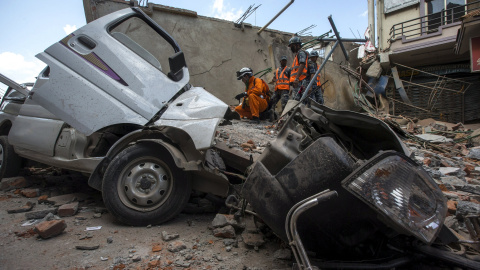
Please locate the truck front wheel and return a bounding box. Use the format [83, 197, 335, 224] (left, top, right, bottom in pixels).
[102, 143, 191, 226]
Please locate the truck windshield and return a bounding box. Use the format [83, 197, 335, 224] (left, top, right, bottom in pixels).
[110, 16, 175, 75]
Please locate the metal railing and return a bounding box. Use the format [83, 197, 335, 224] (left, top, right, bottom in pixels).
[389, 1, 480, 42]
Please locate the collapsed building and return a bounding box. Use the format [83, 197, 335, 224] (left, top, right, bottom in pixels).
[364, 0, 480, 123]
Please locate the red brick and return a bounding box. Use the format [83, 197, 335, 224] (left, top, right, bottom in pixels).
[423, 158, 432, 166]
[148, 260, 159, 267]
[38, 195, 49, 203]
[152, 245, 162, 252]
[21, 188, 40, 198]
[464, 165, 475, 176]
[447, 200, 457, 215]
[58, 202, 79, 217]
[246, 140, 256, 148]
[34, 220, 67, 239]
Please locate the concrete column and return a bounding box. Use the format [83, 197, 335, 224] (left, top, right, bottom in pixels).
[376, 0, 382, 50]
[368, 0, 376, 48]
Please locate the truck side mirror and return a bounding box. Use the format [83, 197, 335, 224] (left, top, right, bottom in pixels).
[168, 51, 186, 82]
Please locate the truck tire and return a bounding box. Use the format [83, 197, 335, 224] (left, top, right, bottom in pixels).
[0, 135, 22, 181]
[102, 143, 191, 226]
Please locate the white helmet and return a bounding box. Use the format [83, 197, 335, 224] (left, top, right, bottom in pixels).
[236, 67, 253, 80]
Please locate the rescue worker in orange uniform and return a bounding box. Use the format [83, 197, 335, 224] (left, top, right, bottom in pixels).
[234, 67, 268, 124]
[288, 36, 308, 101]
[306, 50, 324, 105]
[269, 55, 291, 113]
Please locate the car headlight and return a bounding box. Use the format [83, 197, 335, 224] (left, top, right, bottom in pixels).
[342, 151, 447, 244]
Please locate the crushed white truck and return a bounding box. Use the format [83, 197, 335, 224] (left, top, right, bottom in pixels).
[0, 7, 230, 225]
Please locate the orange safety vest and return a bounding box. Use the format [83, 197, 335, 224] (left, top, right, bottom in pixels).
[290, 52, 308, 83]
[314, 65, 321, 87]
[275, 67, 289, 91]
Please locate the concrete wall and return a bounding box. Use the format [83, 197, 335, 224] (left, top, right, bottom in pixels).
[83, 0, 359, 111]
[379, 2, 421, 49]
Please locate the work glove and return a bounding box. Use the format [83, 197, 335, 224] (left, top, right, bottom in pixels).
[235, 92, 247, 101]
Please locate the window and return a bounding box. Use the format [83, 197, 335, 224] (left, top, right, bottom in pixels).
[426, 0, 466, 31]
[110, 17, 175, 74]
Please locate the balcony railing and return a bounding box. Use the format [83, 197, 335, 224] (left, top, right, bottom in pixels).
[389, 1, 480, 42]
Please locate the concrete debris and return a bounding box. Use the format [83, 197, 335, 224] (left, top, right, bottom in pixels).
[213, 225, 236, 239]
[467, 146, 480, 160]
[472, 128, 480, 146]
[211, 214, 229, 228]
[46, 193, 89, 206]
[366, 60, 382, 78]
[161, 231, 179, 241]
[415, 134, 453, 143]
[223, 238, 238, 247]
[242, 233, 265, 248]
[34, 219, 67, 239]
[167, 240, 187, 252]
[273, 249, 292, 260]
[7, 201, 35, 214]
[75, 245, 99, 250]
[456, 200, 480, 218]
[132, 255, 141, 262]
[215, 119, 278, 156]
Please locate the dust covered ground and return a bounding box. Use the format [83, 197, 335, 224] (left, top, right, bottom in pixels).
[0, 166, 292, 270]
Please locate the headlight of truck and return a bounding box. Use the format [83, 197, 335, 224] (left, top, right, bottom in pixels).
[342, 151, 447, 244]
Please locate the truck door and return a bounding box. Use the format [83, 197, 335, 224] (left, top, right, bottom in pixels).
[31, 8, 190, 136]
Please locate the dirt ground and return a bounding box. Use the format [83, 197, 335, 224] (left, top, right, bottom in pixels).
[0, 169, 292, 270]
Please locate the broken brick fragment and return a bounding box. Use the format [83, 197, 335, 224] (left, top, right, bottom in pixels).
[438, 184, 449, 192]
[34, 219, 67, 239]
[38, 195, 49, 203]
[148, 260, 159, 267]
[240, 143, 255, 150]
[58, 202, 79, 217]
[423, 158, 431, 166]
[152, 244, 162, 252]
[464, 164, 475, 176]
[21, 188, 40, 198]
[447, 200, 457, 215]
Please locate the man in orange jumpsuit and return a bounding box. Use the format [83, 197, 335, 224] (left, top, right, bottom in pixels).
[234, 67, 268, 124]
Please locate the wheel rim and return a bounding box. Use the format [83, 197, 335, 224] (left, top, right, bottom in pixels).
[117, 157, 173, 212]
[0, 143, 4, 170]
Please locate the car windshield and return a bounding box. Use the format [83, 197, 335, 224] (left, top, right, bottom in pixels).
[110, 16, 175, 75]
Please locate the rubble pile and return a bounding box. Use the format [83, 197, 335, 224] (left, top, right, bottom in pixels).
[0, 167, 292, 269]
[215, 119, 278, 156]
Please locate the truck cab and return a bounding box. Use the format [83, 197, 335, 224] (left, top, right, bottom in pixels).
[0, 7, 228, 225]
